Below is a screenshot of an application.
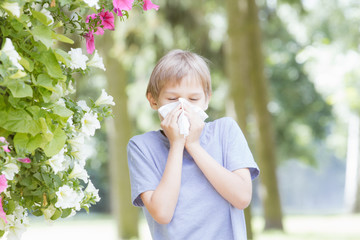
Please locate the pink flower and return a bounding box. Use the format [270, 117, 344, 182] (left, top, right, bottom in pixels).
[86, 13, 98, 23]
[113, 0, 134, 16]
[0, 137, 10, 153]
[17, 158, 31, 163]
[100, 11, 115, 31]
[94, 27, 104, 35]
[0, 175, 7, 193]
[0, 198, 7, 223]
[143, 0, 159, 11]
[85, 31, 95, 54]
[86, 13, 104, 35]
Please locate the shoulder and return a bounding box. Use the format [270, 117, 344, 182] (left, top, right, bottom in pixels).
[128, 130, 168, 156]
[206, 117, 239, 131]
[201, 117, 240, 143]
[128, 130, 161, 146]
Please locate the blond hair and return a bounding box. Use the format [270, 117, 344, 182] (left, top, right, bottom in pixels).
[146, 49, 212, 100]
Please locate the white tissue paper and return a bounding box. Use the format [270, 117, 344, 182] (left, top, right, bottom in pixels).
[158, 98, 208, 137]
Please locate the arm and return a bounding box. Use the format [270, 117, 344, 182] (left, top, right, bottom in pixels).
[184, 105, 252, 209]
[186, 143, 252, 210]
[141, 104, 185, 224]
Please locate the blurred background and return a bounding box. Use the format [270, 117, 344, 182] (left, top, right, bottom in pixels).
[23, 0, 360, 239]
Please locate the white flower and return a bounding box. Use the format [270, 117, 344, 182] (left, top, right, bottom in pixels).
[87, 50, 106, 71]
[81, 112, 100, 136]
[30, 2, 42, 11]
[42, 205, 56, 221]
[64, 81, 76, 96]
[1, 2, 21, 18]
[83, 0, 100, 9]
[68, 164, 89, 183]
[55, 185, 84, 211]
[68, 48, 88, 70]
[77, 100, 90, 112]
[85, 180, 100, 202]
[95, 89, 115, 106]
[47, 148, 68, 174]
[68, 135, 91, 165]
[67, 116, 76, 133]
[50, 83, 64, 102]
[55, 98, 66, 107]
[40, 8, 54, 26]
[68, 134, 84, 152]
[1, 38, 23, 70]
[6, 214, 28, 240]
[0, 218, 6, 231]
[2, 163, 19, 180]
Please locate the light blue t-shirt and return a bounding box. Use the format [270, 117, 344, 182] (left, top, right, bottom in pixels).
[127, 117, 260, 240]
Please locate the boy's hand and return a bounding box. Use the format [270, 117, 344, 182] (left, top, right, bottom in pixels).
[160, 104, 186, 146]
[183, 103, 204, 149]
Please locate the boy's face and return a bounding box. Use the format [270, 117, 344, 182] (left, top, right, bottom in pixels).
[147, 78, 210, 111]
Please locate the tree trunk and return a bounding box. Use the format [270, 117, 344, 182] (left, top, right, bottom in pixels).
[225, 0, 254, 238]
[101, 32, 139, 239]
[345, 114, 360, 212]
[247, 0, 284, 230]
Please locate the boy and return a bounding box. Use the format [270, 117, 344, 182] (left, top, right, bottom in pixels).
[127, 49, 259, 240]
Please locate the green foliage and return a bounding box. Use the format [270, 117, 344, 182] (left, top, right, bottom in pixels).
[0, 0, 130, 237]
[260, 4, 333, 164]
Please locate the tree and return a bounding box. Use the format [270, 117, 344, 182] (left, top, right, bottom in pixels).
[225, 0, 284, 230]
[100, 31, 139, 239]
[225, 0, 255, 237]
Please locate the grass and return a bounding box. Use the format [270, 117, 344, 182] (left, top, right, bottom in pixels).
[252, 214, 360, 240]
[21, 213, 360, 240]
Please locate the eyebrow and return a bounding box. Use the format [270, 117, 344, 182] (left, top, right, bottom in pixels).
[163, 91, 203, 95]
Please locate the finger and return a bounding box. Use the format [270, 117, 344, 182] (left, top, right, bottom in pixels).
[162, 104, 181, 123]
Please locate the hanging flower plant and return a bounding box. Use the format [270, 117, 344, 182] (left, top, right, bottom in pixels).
[0, 0, 158, 239]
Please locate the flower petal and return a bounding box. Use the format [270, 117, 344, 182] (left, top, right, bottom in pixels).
[143, 0, 159, 11]
[85, 32, 95, 54]
[113, 0, 134, 16]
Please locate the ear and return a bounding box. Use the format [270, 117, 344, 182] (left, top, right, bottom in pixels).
[203, 93, 212, 111]
[147, 93, 158, 110]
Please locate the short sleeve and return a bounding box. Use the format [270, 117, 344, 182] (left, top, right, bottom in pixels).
[223, 118, 260, 180]
[127, 138, 161, 207]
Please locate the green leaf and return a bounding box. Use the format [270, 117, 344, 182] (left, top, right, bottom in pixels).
[13, 132, 29, 154]
[51, 32, 74, 44]
[36, 74, 56, 92]
[31, 10, 52, 26]
[27, 134, 48, 152]
[52, 105, 73, 118]
[1, 108, 41, 136]
[20, 176, 32, 187]
[38, 87, 52, 103]
[37, 50, 64, 79]
[61, 208, 72, 218]
[7, 79, 33, 98]
[40, 117, 53, 141]
[31, 25, 53, 49]
[7, 199, 15, 214]
[41, 173, 52, 186]
[32, 209, 43, 217]
[19, 57, 34, 72]
[54, 49, 71, 67]
[9, 70, 27, 79]
[53, 175, 62, 188]
[51, 209, 62, 220]
[43, 127, 66, 157]
[33, 173, 43, 181]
